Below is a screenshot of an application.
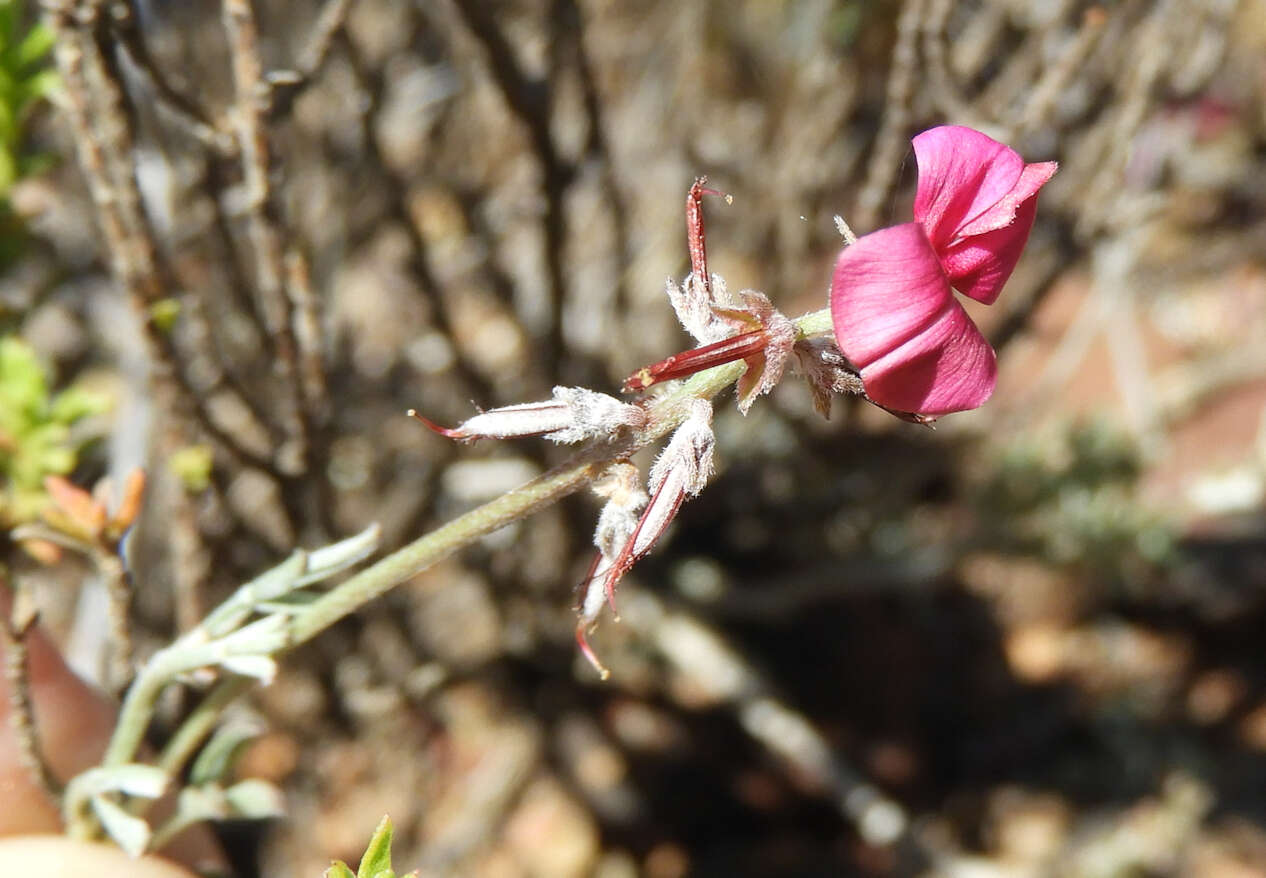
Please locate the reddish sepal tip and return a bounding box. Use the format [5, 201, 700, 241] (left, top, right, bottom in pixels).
[406, 409, 468, 440]
[689, 175, 731, 204]
[576, 626, 611, 680]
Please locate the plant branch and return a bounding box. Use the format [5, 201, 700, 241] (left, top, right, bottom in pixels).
[447, 0, 573, 378]
[97, 550, 134, 694]
[156, 675, 253, 777]
[856, 0, 924, 231]
[285, 306, 832, 645]
[284, 366, 740, 646]
[0, 582, 63, 805]
[94, 306, 836, 798]
[111, 0, 235, 154]
[48, 1, 281, 474]
[221, 0, 309, 475]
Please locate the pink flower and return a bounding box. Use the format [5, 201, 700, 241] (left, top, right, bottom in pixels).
[830, 126, 1057, 416]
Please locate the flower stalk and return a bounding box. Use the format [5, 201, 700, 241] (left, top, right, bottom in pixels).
[86, 306, 835, 836]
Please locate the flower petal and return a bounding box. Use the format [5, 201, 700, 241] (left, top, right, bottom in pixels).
[913, 126, 1028, 246]
[830, 223, 952, 367]
[937, 193, 1038, 305]
[957, 159, 1057, 238]
[860, 300, 997, 415]
[831, 221, 996, 415]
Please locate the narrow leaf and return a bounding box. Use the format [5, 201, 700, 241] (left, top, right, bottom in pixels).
[357, 816, 394, 878]
[91, 795, 153, 856]
[189, 719, 264, 785]
[217, 654, 278, 683]
[15, 23, 55, 70]
[74, 764, 170, 798]
[224, 778, 287, 819]
[296, 523, 382, 586]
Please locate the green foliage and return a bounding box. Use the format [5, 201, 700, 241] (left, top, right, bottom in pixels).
[0, 0, 57, 197]
[0, 1, 57, 272]
[325, 816, 415, 878]
[975, 420, 1175, 586]
[168, 443, 214, 493]
[0, 336, 109, 527]
[189, 723, 261, 787]
[148, 298, 182, 334]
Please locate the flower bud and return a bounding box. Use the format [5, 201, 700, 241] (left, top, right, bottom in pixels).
[575, 463, 648, 677]
[410, 386, 645, 444]
[575, 400, 716, 678]
[645, 398, 715, 506]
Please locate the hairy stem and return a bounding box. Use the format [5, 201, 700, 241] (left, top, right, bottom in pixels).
[288, 305, 830, 644]
[96, 307, 835, 791]
[796, 307, 833, 338]
[285, 366, 742, 645]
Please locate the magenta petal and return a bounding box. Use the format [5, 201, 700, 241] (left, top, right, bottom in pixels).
[956, 160, 1057, 238]
[912, 126, 1025, 248]
[831, 222, 996, 415]
[938, 195, 1039, 305]
[860, 299, 997, 415]
[830, 223, 952, 367]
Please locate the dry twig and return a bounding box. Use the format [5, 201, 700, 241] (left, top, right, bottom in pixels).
[855, 0, 924, 231]
[48, 1, 279, 473]
[445, 0, 574, 375]
[0, 584, 62, 806]
[110, 0, 235, 154]
[221, 0, 309, 476]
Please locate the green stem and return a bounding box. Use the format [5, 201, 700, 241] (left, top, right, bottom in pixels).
[286, 356, 746, 646]
[99, 306, 837, 791]
[795, 306, 832, 338]
[288, 303, 833, 645]
[101, 670, 166, 769]
[157, 675, 251, 775]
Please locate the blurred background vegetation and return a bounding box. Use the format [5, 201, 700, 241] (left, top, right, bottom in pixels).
[5, 0, 1266, 874]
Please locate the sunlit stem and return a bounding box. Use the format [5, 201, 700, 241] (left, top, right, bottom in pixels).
[95, 306, 838, 817]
